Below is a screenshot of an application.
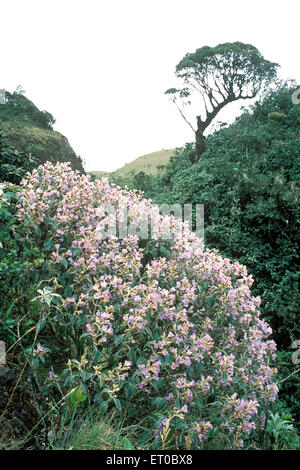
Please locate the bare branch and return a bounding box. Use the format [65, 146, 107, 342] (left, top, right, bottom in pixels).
[172, 99, 196, 133]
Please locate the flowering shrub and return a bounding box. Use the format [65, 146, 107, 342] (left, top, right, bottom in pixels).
[15, 162, 278, 449]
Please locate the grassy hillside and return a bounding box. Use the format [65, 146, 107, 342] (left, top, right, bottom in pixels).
[88, 170, 109, 178]
[89, 148, 176, 179]
[0, 90, 85, 173]
[1, 121, 85, 173]
[113, 148, 176, 177]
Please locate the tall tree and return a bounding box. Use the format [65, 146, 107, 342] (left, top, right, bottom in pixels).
[165, 42, 278, 161]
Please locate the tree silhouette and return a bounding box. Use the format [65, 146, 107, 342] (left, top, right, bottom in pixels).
[166, 42, 278, 162]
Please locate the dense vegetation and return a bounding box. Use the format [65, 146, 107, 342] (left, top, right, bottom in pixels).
[89, 149, 176, 183]
[0, 127, 38, 184]
[1, 162, 293, 450]
[118, 82, 300, 429]
[0, 89, 85, 173]
[0, 70, 299, 450]
[165, 42, 278, 160]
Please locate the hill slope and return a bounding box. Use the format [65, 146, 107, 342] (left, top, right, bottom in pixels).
[113, 148, 176, 177]
[0, 91, 85, 173]
[89, 148, 176, 179]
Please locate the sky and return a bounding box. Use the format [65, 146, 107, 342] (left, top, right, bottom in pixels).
[1, 0, 300, 172]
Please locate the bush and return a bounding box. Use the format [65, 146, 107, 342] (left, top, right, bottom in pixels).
[0, 91, 55, 129]
[0, 127, 38, 185]
[7, 161, 280, 449]
[156, 83, 300, 346]
[149, 83, 300, 426]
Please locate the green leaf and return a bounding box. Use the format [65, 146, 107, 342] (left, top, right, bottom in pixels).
[80, 393, 87, 403]
[197, 362, 204, 376]
[123, 438, 134, 450]
[153, 329, 161, 342]
[153, 397, 166, 411]
[36, 318, 46, 333]
[77, 315, 87, 327]
[137, 431, 152, 447]
[64, 374, 76, 386]
[44, 239, 53, 251]
[94, 393, 102, 404]
[187, 364, 195, 379]
[115, 334, 123, 346]
[94, 349, 101, 364]
[137, 356, 147, 365]
[114, 398, 122, 411]
[6, 299, 16, 317]
[75, 387, 83, 402]
[221, 373, 228, 383]
[31, 357, 39, 370]
[5, 191, 16, 199]
[100, 401, 108, 413]
[125, 383, 135, 400]
[34, 226, 42, 238]
[152, 439, 161, 450]
[130, 349, 136, 364]
[31, 270, 38, 283]
[64, 284, 74, 298]
[163, 355, 172, 365]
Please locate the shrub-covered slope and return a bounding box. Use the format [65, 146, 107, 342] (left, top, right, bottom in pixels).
[0, 90, 85, 174]
[150, 83, 300, 423]
[0, 162, 279, 449]
[156, 83, 300, 346]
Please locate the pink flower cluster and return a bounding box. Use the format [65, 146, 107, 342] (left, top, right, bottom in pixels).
[16, 162, 279, 448]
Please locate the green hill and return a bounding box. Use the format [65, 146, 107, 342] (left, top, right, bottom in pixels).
[88, 170, 109, 178]
[89, 148, 176, 179]
[0, 90, 85, 174]
[113, 148, 176, 177]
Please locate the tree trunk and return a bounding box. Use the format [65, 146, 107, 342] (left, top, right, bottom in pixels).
[195, 119, 206, 162]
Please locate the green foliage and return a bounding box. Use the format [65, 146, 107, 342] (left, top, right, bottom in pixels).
[0, 161, 284, 450]
[151, 82, 300, 426]
[0, 181, 56, 356]
[166, 42, 279, 160]
[46, 405, 138, 450]
[265, 410, 300, 450]
[89, 148, 176, 182]
[0, 90, 55, 129]
[275, 350, 300, 424]
[175, 42, 278, 86]
[0, 90, 85, 174]
[68, 386, 88, 413]
[89, 150, 179, 200]
[158, 82, 300, 340]
[0, 127, 38, 184]
[1, 75, 299, 451]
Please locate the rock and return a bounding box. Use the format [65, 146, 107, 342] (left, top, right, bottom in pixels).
[0, 367, 17, 385]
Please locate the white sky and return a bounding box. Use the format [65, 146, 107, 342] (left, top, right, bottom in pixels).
[1, 0, 300, 172]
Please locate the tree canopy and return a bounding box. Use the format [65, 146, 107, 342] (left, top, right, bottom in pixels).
[0, 89, 56, 129]
[166, 42, 279, 161]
